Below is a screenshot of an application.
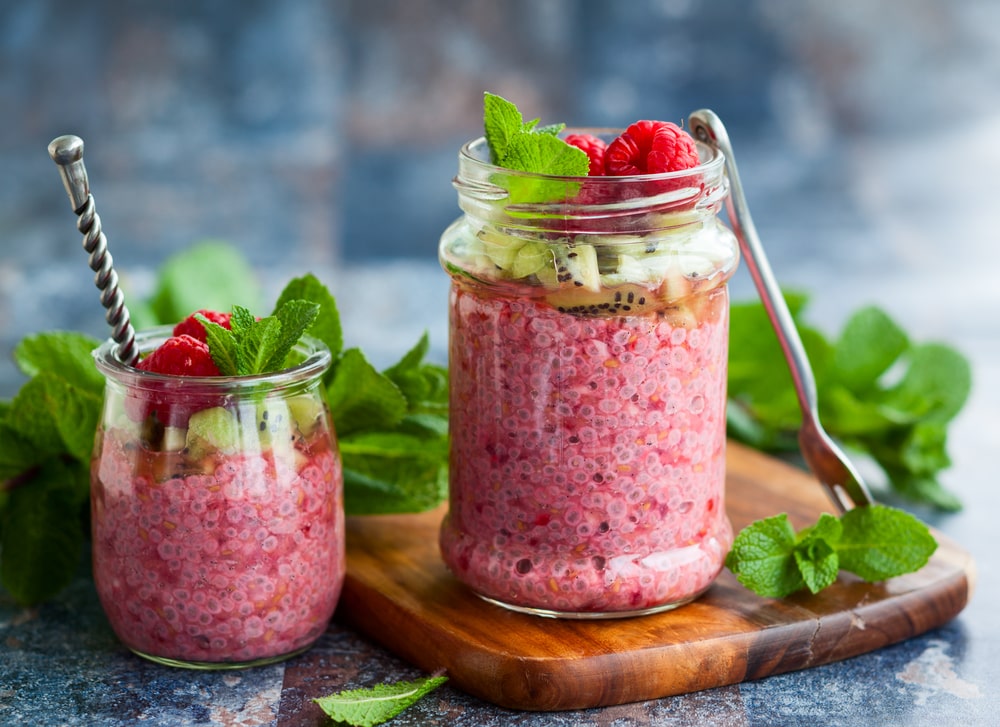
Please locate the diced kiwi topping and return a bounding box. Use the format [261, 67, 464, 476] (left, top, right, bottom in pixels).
[179, 396, 325, 460]
[452, 215, 735, 317]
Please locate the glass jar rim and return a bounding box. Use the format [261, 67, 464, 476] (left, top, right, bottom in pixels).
[93, 325, 332, 392]
[453, 130, 728, 231]
[457, 130, 725, 183]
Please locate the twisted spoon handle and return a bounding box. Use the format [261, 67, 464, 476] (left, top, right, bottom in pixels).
[48, 135, 138, 366]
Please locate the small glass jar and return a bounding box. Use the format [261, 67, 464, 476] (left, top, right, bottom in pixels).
[438, 131, 740, 618]
[90, 327, 344, 668]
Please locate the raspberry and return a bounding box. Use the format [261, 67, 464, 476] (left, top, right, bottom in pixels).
[173, 309, 232, 342]
[137, 335, 221, 377]
[564, 133, 607, 176]
[604, 120, 699, 176]
[127, 335, 222, 427]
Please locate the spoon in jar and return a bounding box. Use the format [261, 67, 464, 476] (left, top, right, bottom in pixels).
[48, 135, 139, 366]
[687, 109, 874, 513]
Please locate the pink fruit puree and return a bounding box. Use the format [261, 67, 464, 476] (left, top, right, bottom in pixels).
[440, 283, 732, 615]
[91, 428, 344, 665]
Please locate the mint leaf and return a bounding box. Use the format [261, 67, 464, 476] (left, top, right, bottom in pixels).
[200, 318, 240, 376]
[330, 339, 449, 515]
[503, 133, 590, 205]
[504, 131, 588, 176]
[14, 332, 104, 394]
[200, 299, 320, 376]
[9, 373, 101, 463]
[229, 305, 256, 337]
[792, 513, 842, 594]
[830, 306, 908, 392]
[821, 385, 897, 437]
[883, 343, 971, 423]
[728, 505, 937, 598]
[725, 514, 804, 598]
[793, 537, 839, 594]
[482, 92, 590, 204]
[483, 92, 524, 163]
[148, 241, 261, 324]
[236, 314, 283, 375]
[727, 293, 829, 446]
[535, 122, 566, 136]
[396, 412, 449, 439]
[340, 431, 448, 515]
[326, 348, 408, 436]
[899, 421, 951, 476]
[314, 674, 447, 727]
[273, 274, 343, 364]
[727, 295, 970, 510]
[382, 332, 449, 416]
[837, 505, 937, 581]
[267, 298, 320, 370]
[0, 414, 41, 481]
[0, 459, 88, 606]
[889, 471, 963, 512]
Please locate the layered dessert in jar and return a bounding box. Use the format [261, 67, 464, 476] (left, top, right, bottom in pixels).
[439, 100, 739, 617]
[91, 316, 344, 667]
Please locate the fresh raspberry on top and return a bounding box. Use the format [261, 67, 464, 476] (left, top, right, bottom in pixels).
[565, 133, 608, 176]
[172, 309, 232, 342]
[137, 334, 220, 377]
[604, 120, 699, 175]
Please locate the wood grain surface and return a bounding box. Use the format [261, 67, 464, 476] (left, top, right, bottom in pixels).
[336, 441, 974, 711]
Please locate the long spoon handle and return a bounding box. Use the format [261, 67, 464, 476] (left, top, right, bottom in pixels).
[687, 109, 873, 511]
[48, 135, 138, 366]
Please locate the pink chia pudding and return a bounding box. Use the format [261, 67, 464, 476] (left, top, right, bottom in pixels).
[440, 282, 733, 616]
[91, 424, 344, 665]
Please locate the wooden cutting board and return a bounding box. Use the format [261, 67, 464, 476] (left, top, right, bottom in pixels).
[335, 441, 975, 711]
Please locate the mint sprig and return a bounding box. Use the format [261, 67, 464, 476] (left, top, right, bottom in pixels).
[483, 92, 589, 204]
[0, 332, 101, 604]
[727, 294, 971, 511]
[198, 299, 319, 376]
[726, 506, 938, 598]
[313, 673, 447, 727]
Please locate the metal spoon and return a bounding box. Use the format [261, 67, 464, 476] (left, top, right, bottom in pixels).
[48, 135, 139, 366]
[687, 109, 874, 512]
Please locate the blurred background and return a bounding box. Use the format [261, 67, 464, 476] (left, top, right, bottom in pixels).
[2, 0, 998, 394]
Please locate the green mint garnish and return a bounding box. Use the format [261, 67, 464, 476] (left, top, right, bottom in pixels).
[313, 673, 447, 727]
[727, 294, 971, 511]
[198, 299, 320, 376]
[483, 91, 589, 204]
[0, 332, 100, 605]
[0, 246, 449, 607]
[272, 273, 344, 369]
[726, 505, 938, 598]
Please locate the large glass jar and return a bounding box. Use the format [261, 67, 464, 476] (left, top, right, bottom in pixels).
[438, 132, 740, 618]
[91, 328, 344, 668]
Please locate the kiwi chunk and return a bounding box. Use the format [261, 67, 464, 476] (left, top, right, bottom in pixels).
[254, 401, 292, 445]
[546, 283, 660, 317]
[553, 243, 600, 291]
[287, 395, 325, 436]
[510, 241, 550, 279]
[185, 407, 240, 460]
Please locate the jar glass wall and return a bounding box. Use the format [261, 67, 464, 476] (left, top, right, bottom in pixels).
[91, 328, 344, 668]
[439, 133, 739, 618]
